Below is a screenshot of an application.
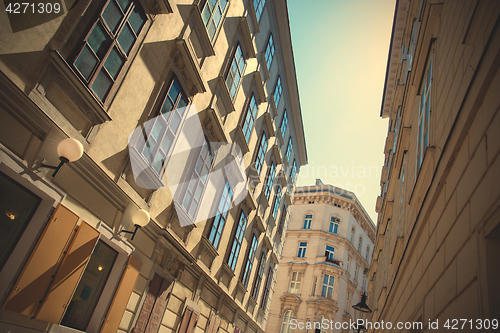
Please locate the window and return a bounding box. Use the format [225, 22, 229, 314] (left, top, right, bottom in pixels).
[277, 203, 287, 236]
[242, 95, 258, 142]
[321, 274, 334, 299]
[139, 78, 189, 175]
[329, 217, 339, 234]
[263, 163, 275, 200]
[0, 172, 41, 271]
[208, 182, 233, 249]
[350, 227, 355, 243]
[180, 142, 213, 218]
[417, 56, 432, 171]
[346, 256, 351, 273]
[227, 210, 247, 271]
[260, 262, 274, 310]
[280, 310, 293, 333]
[285, 137, 293, 162]
[253, 0, 265, 22]
[354, 265, 359, 281]
[226, 44, 245, 99]
[325, 245, 335, 261]
[297, 242, 307, 257]
[346, 290, 351, 313]
[289, 160, 297, 182]
[271, 186, 282, 219]
[73, 0, 146, 101]
[358, 236, 363, 252]
[362, 272, 366, 290]
[265, 34, 275, 70]
[303, 214, 312, 229]
[61, 241, 118, 330]
[365, 246, 370, 262]
[311, 277, 317, 296]
[254, 132, 268, 175]
[280, 110, 288, 137]
[241, 234, 258, 287]
[251, 251, 267, 300]
[288, 271, 301, 293]
[273, 76, 282, 108]
[201, 0, 228, 41]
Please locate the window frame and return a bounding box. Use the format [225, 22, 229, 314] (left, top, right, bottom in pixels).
[71, 0, 148, 105]
[207, 182, 234, 249]
[253, 0, 266, 22]
[273, 76, 283, 109]
[263, 162, 276, 200]
[242, 94, 259, 143]
[225, 43, 246, 100]
[329, 217, 340, 234]
[321, 274, 334, 299]
[325, 245, 335, 261]
[285, 137, 293, 163]
[251, 250, 267, 300]
[200, 0, 229, 42]
[303, 214, 312, 229]
[417, 54, 433, 172]
[264, 33, 275, 70]
[297, 242, 307, 258]
[241, 233, 258, 288]
[280, 109, 288, 138]
[254, 131, 268, 175]
[226, 209, 248, 271]
[280, 310, 294, 333]
[271, 186, 282, 219]
[288, 271, 301, 294]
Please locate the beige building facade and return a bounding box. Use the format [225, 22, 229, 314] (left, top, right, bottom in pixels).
[266, 181, 376, 333]
[369, 0, 500, 332]
[0, 0, 306, 333]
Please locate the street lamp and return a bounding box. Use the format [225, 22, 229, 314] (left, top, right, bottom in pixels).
[41, 138, 84, 176]
[121, 209, 150, 240]
[352, 292, 372, 333]
[352, 292, 372, 313]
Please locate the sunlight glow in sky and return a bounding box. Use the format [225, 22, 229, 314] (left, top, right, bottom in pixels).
[288, 0, 397, 223]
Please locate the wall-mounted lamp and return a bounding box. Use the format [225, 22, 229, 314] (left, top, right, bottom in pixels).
[121, 209, 150, 240]
[41, 138, 84, 177]
[352, 292, 372, 313]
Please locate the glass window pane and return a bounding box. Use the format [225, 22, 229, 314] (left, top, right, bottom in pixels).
[152, 151, 165, 173]
[117, 24, 135, 55]
[169, 112, 182, 133]
[0, 173, 41, 271]
[87, 22, 111, 59]
[168, 80, 181, 106]
[220, 0, 227, 11]
[91, 69, 113, 101]
[160, 131, 174, 153]
[208, 20, 216, 40]
[151, 120, 166, 141]
[188, 200, 198, 217]
[213, 6, 222, 27]
[74, 45, 99, 80]
[102, 0, 124, 34]
[201, 4, 211, 26]
[116, 0, 130, 11]
[177, 95, 188, 110]
[129, 6, 146, 34]
[104, 47, 124, 79]
[61, 241, 118, 331]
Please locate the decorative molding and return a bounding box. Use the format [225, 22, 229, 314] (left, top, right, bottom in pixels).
[238, 17, 256, 58]
[252, 71, 267, 103]
[262, 112, 275, 138]
[174, 39, 207, 96]
[189, 4, 215, 57]
[217, 76, 236, 113]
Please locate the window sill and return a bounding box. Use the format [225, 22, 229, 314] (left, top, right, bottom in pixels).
[252, 71, 267, 103]
[234, 126, 250, 155]
[263, 111, 275, 138]
[217, 76, 236, 113]
[268, 95, 278, 119]
[238, 17, 256, 58]
[37, 50, 111, 125]
[259, 52, 270, 82]
[253, 214, 265, 234]
[190, 4, 215, 57]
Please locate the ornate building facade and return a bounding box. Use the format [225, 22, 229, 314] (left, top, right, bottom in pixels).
[0, 0, 307, 332]
[369, 0, 500, 331]
[266, 180, 376, 333]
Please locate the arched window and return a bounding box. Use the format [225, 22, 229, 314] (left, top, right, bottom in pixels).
[280, 310, 294, 333]
[315, 315, 328, 333]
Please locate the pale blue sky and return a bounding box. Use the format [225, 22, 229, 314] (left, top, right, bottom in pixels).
[287, 0, 397, 223]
